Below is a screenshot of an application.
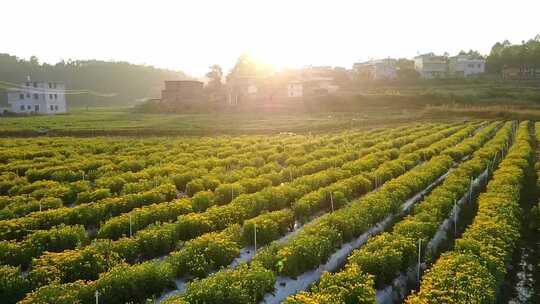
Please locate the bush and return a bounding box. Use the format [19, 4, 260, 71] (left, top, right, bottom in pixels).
[0, 265, 31, 304]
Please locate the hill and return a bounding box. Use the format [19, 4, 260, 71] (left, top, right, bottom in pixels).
[0, 54, 191, 107]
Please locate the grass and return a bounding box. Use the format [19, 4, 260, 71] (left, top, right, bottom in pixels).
[2, 79, 538, 137]
[0, 107, 432, 136]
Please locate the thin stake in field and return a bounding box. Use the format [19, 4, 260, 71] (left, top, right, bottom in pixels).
[254, 223, 257, 254]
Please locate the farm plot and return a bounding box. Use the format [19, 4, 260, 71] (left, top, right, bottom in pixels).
[1, 121, 524, 304]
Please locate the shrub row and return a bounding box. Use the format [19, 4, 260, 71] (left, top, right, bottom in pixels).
[13, 125, 458, 303]
[96, 198, 192, 240]
[299, 121, 511, 299]
[0, 183, 177, 240]
[158, 124, 478, 302]
[167, 136, 469, 303]
[0, 224, 88, 267]
[23, 126, 416, 271]
[406, 121, 532, 303]
[255, 154, 454, 278]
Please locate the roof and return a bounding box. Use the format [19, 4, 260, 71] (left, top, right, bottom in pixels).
[20, 80, 66, 85]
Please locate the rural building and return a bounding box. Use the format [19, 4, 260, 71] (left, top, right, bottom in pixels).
[353, 59, 397, 81]
[302, 76, 339, 95]
[502, 65, 540, 80]
[448, 54, 485, 77]
[226, 75, 260, 105]
[161, 80, 204, 104]
[287, 81, 303, 98]
[3, 80, 67, 114]
[414, 53, 448, 79]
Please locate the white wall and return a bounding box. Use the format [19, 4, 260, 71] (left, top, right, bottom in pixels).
[6, 81, 67, 114]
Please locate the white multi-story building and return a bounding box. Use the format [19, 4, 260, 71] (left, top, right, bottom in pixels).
[449, 54, 485, 77]
[353, 59, 397, 80]
[414, 53, 448, 79]
[4, 80, 67, 114]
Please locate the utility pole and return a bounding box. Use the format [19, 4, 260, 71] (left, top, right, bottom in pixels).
[417, 238, 422, 282]
[254, 223, 257, 254]
[454, 200, 457, 237]
[469, 176, 473, 202]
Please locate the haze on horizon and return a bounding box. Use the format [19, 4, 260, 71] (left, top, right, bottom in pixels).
[1, 0, 538, 77]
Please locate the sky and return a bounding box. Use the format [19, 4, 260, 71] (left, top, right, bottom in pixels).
[1, 0, 539, 78]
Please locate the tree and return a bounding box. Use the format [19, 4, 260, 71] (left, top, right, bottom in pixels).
[226, 54, 273, 82]
[205, 65, 223, 90]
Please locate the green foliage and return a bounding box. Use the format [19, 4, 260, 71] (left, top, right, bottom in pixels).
[406, 121, 532, 303]
[0, 265, 31, 304]
[242, 209, 294, 246]
[0, 53, 190, 106]
[167, 225, 242, 277]
[285, 265, 376, 304]
[181, 263, 275, 304]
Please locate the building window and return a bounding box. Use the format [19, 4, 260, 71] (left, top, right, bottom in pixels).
[33, 82, 37, 88]
[26, 93, 30, 98]
[54, 94, 58, 99]
[50, 105, 54, 111]
[477, 64, 481, 68]
[49, 94, 54, 99]
[26, 82, 30, 87]
[55, 105, 58, 111]
[33, 93, 39, 100]
[27, 105, 31, 110]
[35, 105, 39, 112]
[19, 94, 24, 100]
[48, 83, 52, 89]
[53, 83, 57, 89]
[20, 105, 25, 111]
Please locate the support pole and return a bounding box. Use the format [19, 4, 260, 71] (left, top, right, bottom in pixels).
[454, 199, 457, 237]
[417, 238, 422, 282]
[254, 223, 257, 254]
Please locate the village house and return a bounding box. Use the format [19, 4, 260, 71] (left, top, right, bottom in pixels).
[2, 80, 67, 114]
[448, 54, 485, 77]
[353, 59, 397, 81]
[414, 53, 449, 79]
[225, 66, 341, 102]
[502, 65, 540, 80]
[160, 80, 204, 104]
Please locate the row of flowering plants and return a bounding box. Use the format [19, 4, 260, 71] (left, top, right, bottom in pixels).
[288, 121, 508, 302]
[0, 183, 177, 241]
[531, 122, 540, 231]
[1, 126, 428, 302]
[8, 124, 457, 303]
[150, 124, 480, 303]
[155, 126, 467, 282]
[150, 124, 478, 303]
[84, 127, 403, 240]
[157, 129, 447, 281]
[405, 121, 533, 303]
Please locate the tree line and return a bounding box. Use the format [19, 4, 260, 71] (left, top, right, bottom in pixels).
[486, 35, 540, 73]
[0, 54, 190, 107]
